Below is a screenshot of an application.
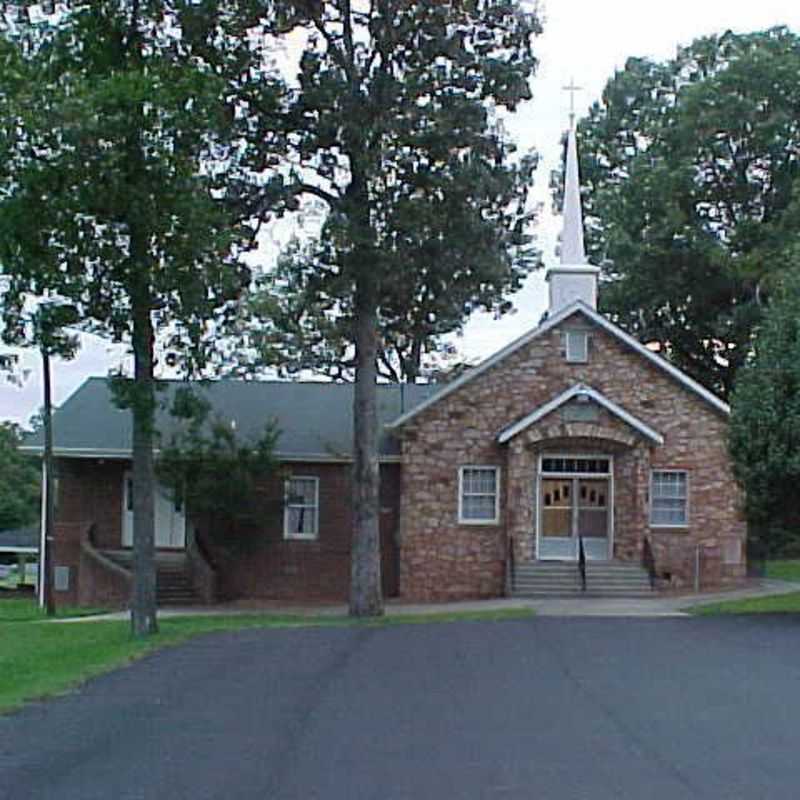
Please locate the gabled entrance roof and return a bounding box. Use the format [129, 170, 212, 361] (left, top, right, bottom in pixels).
[496, 383, 664, 446]
[387, 300, 729, 429]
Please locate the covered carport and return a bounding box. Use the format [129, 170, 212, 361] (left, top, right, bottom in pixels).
[0, 524, 39, 590]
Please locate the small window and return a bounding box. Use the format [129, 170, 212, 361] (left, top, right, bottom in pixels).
[650, 470, 688, 527]
[459, 466, 500, 525]
[563, 330, 588, 363]
[284, 477, 319, 539]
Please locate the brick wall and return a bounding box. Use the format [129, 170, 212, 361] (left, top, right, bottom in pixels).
[56, 458, 126, 550]
[398, 311, 747, 600]
[54, 457, 401, 604]
[196, 462, 401, 602]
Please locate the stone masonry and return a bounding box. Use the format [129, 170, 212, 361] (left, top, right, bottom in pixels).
[397, 310, 747, 601]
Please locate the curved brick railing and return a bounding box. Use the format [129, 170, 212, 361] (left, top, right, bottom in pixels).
[79, 524, 131, 609]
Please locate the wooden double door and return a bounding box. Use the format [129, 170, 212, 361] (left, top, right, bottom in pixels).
[538, 476, 611, 561]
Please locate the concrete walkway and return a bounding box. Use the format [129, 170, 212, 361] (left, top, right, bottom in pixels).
[55, 578, 799, 622]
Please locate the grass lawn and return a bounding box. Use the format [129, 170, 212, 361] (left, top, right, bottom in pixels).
[689, 559, 800, 615]
[0, 599, 533, 714]
[764, 560, 800, 582]
[690, 592, 800, 616]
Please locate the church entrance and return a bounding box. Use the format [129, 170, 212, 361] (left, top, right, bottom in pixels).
[537, 455, 612, 561]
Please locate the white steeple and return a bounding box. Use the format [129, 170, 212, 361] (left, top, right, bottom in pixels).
[546, 81, 600, 314]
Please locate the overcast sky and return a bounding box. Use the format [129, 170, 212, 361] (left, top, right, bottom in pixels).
[2, 0, 800, 426]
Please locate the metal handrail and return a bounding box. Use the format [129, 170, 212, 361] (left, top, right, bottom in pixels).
[506, 535, 515, 597]
[578, 535, 587, 592]
[642, 536, 656, 588]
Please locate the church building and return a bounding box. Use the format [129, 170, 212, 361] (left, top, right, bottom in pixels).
[25, 120, 747, 607]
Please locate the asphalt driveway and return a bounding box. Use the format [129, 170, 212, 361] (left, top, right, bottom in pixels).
[3, 616, 800, 799]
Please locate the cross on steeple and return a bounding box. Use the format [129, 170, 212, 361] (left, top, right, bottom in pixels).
[562, 78, 583, 128]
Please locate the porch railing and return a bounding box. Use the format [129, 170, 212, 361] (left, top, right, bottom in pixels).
[505, 535, 516, 597]
[642, 536, 656, 588]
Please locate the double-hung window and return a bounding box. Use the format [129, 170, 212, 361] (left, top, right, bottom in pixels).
[284, 476, 319, 539]
[650, 470, 688, 527]
[459, 466, 500, 525]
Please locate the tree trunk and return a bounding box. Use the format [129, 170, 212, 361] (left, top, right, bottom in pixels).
[130, 297, 158, 637]
[350, 272, 383, 617]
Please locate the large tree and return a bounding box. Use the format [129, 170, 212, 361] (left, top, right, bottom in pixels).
[256, 1, 541, 614]
[245, 146, 538, 383]
[555, 28, 800, 399]
[729, 264, 800, 556]
[0, 2, 286, 635]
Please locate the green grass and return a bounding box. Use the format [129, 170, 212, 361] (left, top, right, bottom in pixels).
[0, 599, 533, 714]
[0, 598, 108, 622]
[764, 560, 800, 582]
[690, 591, 800, 616]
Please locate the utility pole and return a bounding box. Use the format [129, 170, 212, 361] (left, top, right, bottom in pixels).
[41, 339, 56, 617]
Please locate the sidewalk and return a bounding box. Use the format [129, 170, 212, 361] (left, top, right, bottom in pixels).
[55, 578, 800, 622]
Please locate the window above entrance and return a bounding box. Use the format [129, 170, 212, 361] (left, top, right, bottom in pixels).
[541, 456, 610, 475]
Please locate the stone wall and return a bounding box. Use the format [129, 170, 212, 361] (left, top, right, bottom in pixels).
[398, 311, 747, 600]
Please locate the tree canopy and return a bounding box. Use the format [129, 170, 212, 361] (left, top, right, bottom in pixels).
[0, 1, 287, 634]
[729, 263, 800, 555]
[556, 27, 800, 399]
[0, 422, 39, 532]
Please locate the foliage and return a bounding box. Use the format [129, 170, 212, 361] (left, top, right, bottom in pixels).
[0, 1, 288, 635]
[243, 0, 543, 384]
[729, 267, 800, 550]
[0, 422, 39, 531]
[555, 28, 800, 398]
[0, 2, 277, 368]
[155, 388, 282, 551]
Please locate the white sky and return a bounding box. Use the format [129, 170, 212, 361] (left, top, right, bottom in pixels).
[2, 0, 799, 426]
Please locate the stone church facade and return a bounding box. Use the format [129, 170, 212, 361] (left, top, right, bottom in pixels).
[393, 302, 745, 599]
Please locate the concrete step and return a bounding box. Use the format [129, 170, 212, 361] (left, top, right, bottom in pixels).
[514, 589, 654, 598]
[101, 550, 202, 605]
[512, 560, 654, 598]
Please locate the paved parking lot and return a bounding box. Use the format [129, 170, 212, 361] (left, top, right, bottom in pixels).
[3, 615, 800, 799]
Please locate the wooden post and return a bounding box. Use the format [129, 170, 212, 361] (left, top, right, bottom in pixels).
[42, 345, 56, 616]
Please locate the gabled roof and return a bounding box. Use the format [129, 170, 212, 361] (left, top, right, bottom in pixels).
[497, 383, 664, 445]
[387, 300, 729, 429]
[21, 378, 438, 461]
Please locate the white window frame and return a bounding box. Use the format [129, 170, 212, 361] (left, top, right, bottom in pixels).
[284, 476, 320, 540]
[458, 466, 501, 526]
[649, 469, 689, 528]
[564, 330, 589, 363]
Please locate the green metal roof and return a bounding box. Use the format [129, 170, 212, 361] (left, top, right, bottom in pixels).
[22, 378, 438, 461]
